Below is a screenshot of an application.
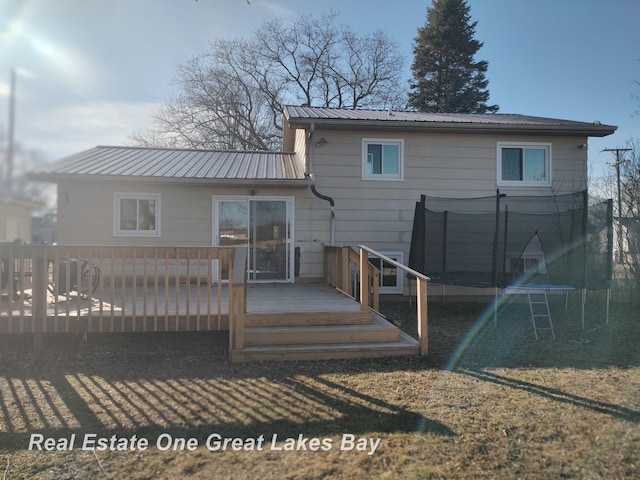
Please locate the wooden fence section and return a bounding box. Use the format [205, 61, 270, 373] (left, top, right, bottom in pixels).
[323, 246, 380, 311]
[0, 244, 246, 337]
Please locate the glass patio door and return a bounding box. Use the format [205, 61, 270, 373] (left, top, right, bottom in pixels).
[215, 198, 291, 282]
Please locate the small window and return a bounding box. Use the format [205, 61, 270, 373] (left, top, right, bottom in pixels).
[368, 252, 404, 294]
[498, 142, 551, 186]
[362, 139, 404, 180]
[114, 193, 160, 237]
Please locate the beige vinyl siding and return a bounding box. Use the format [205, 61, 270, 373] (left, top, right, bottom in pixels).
[0, 200, 32, 242]
[52, 128, 590, 287]
[55, 180, 329, 280]
[300, 128, 589, 290]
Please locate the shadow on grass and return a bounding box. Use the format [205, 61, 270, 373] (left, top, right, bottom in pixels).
[0, 347, 453, 451]
[379, 292, 639, 371]
[457, 368, 640, 423]
[0, 292, 637, 453]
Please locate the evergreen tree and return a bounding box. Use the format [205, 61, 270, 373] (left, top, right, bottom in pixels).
[408, 0, 498, 113]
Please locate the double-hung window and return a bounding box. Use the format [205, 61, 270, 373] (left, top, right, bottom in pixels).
[498, 142, 551, 186]
[114, 193, 161, 237]
[362, 138, 404, 181]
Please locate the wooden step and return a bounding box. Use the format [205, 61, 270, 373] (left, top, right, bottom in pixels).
[231, 330, 420, 362]
[245, 309, 372, 328]
[244, 313, 398, 346]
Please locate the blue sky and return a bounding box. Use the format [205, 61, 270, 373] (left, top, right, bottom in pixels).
[1, 0, 639, 180]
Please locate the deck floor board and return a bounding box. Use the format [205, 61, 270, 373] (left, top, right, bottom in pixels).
[1, 283, 362, 318]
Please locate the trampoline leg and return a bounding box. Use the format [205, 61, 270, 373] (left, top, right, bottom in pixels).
[494, 287, 498, 328]
[581, 288, 586, 331]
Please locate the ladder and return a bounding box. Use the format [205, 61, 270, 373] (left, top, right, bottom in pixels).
[527, 289, 556, 340]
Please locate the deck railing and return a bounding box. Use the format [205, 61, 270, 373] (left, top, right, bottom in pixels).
[228, 247, 247, 356]
[358, 245, 430, 355]
[323, 246, 380, 311]
[324, 245, 429, 355]
[0, 244, 246, 346]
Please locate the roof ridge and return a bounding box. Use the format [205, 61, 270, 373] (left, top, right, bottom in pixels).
[95, 145, 295, 155]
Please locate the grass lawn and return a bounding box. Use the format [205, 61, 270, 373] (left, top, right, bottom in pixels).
[0, 292, 638, 479]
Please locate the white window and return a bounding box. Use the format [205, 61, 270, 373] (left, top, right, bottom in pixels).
[497, 142, 551, 186]
[362, 138, 404, 181]
[114, 193, 161, 237]
[368, 251, 404, 294]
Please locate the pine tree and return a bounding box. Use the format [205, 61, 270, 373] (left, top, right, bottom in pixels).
[408, 0, 498, 113]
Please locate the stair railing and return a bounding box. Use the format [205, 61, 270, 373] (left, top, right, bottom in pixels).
[358, 245, 430, 356]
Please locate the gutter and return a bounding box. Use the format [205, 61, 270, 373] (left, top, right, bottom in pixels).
[287, 119, 617, 138]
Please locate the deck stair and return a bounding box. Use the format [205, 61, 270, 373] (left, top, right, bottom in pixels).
[232, 287, 420, 362]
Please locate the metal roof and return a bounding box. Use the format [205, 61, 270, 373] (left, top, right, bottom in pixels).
[283, 105, 617, 137]
[30, 146, 308, 184]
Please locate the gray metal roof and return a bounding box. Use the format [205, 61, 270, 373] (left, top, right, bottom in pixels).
[30, 146, 308, 184]
[283, 105, 617, 137]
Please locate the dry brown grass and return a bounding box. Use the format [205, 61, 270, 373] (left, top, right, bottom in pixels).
[0, 293, 638, 479]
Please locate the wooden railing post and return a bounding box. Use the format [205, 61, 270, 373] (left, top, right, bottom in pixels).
[32, 246, 47, 351]
[359, 248, 369, 310]
[228, 247, 247, 360]
[340, 246, 350, 293]
[372, 269, 380, 311]
[417, 277, 428, 355]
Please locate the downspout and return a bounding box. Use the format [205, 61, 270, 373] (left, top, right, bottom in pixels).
[306, 123, 336, 245]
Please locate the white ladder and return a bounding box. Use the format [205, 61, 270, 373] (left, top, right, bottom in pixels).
[527, 289, 556, 340]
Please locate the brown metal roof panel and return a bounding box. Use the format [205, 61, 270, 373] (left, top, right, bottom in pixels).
[283, 105, 617, 135]
[112, 148, 166, 176]
[186, 151, 217, 178]
[30, 146, 307, 182]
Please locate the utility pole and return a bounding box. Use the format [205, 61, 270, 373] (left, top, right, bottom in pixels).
[602, 147, 631, 263]
[6, 68, 16, 190]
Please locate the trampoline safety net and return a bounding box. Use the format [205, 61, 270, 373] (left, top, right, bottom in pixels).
[408, 190, 613, 289]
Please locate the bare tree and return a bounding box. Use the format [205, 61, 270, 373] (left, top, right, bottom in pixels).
[133, 40, 281, 150]
[620, 139, 640, 262]
[133, 12, 405, 150]
[599, 139, 640, 303]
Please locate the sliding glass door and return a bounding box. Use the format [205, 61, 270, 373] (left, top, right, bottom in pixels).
[215, 197, 292, 282]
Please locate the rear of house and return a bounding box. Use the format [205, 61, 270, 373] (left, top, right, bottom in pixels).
[29, 106, 616, 294]
[281, 106, 616, 293]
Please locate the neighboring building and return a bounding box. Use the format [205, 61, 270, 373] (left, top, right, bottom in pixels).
[614, 216, 640, 261]
[29, 106, 616, 293]
[0, 193, 41, 243]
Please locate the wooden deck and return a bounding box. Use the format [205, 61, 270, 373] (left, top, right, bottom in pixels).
[2, 284, 361, 325]
[1, 283, 420, 361]
[1, 244, 428, 362]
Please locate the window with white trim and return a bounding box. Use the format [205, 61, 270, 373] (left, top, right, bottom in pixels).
[368, 252, 404, 294]
[498, 142, 551, 186]
[362, 138, 404, 180]
[114, 193, 160, 237]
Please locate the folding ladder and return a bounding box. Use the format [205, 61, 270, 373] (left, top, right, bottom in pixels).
[527, 289, 556, 340]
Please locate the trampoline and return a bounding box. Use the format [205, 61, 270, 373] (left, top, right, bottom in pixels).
[408, 190, 613, 333]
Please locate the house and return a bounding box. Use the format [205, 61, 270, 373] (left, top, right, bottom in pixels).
[0, 192, 41, 243]
[29, 106, 617, 295]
